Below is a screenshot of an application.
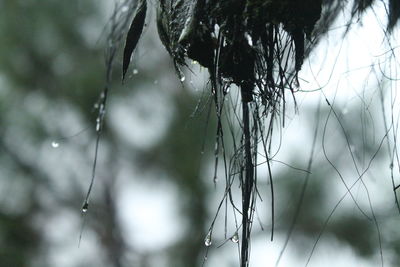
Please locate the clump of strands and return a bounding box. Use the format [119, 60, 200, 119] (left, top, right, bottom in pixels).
[82, 0, 400, 266]
[122, 1, 322, 266]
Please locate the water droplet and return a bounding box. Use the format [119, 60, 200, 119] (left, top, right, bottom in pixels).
[180, 76, 186, 82]
[231, 232, 239, 243]
[133, 69, 139, 75]
[121, 5, 129, 12]
[82, 202, 89, 213]
[96, 118, 101, 132]
[192, 60, 198, 65]
[245, 33, 253, 46]
[204, 232, 212, 247]
[51, 141, 59, 148]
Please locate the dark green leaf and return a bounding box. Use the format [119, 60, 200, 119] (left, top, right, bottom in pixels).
[122, 0, 147, 81]
[388, 0, 400, 30]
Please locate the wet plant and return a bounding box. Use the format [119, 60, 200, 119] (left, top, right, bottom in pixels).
[82, 0, 400, 266]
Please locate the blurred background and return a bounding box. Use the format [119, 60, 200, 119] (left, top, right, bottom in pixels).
[1, 0, 400, 266]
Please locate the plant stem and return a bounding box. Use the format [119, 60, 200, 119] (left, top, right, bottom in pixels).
[241, 99, 254, 267]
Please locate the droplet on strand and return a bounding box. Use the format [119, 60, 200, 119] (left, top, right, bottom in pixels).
[230, 232, 239, 243]
[204, 232, 212, 247]
[82, 202, 89, 213]
[51, 141, 59, 148]
[96, 118, 101, 132]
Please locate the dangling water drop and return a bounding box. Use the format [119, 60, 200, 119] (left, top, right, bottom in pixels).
[230, 232, 239, 243]
[51, 141, 59, 148]
[96, 118, 101, 132]
[133, 69, 139, 75]
[82, 202, 89, 213]
[180, 76, 186, 82]
[204, 232, 212, 247]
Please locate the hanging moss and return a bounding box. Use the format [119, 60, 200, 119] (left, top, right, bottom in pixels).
[153, 0, 323, 103]
[124, 1, 400, 104]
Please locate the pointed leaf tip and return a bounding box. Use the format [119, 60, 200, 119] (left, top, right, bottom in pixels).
[388, 0, 400, 31]
[122, 0, 147, 81]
